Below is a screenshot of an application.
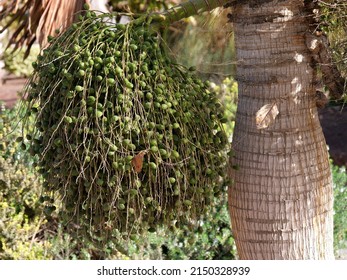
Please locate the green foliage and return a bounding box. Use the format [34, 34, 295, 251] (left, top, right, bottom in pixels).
[41, 224, 129, 260]
[118, 192, 236, 260]
[0, 103, 34, 162]
[109, 0, 173, 13]
[320, 1, 347, 48]
[1, 93, 347, 260]
[0, 202, 49, 260]
[2, 45, 40, 77]
[210, 77, 238, 138]
[319, 0, 347, 101]
[0, 104, 48, 260]
[162, 194, 236, 260]
[169, 8, 235, 82]
[332, 164, 347, 251]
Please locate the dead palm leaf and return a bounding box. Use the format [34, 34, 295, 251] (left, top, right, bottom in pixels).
[0, 0, 90, 57]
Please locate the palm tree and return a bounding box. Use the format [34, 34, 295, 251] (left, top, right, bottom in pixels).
[1, 0, 344, 259]
[228, 0, 339, 259]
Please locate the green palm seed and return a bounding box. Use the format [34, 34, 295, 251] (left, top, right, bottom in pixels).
[75, 85, 84, 92]
[78, 70, 85, 77]
[146, 92, 153, 100]
[112, 161, 119, 169]
[96, 178, 104, 186]
[130, 44, 138, 50]
[149, 162, 157, 170]
[110, 144, 118, 151]
[64, 116, 73, 124]
[95, 110, 103, 118]
[154, 102, 160, 108]
[129, 189, 138, 196]
[206, 168, 213, 175]
[108, 151, 115, 157]
[95, 57, 103, 64]
[135, 180, 141, 188]
[106, 101, 113, 108]
[144, 102, 152, 110]
[111, 116, 120, 123]
[173, 123, 180, 129]
[124, 79, 133, 88]
[150, 146, 158, 153]
[66, 91, 75, 99]
[190, 178, 197, 184]
[107, 78, 116, 85]
[145, 197, 153, 204]
[72, 44, 80, 52]
[173, 187, 180, 196]
[183, 200, 192, 207]
[147, 122, 155, 129]
[128, 143, 136, 150]
[117, 24, 125, 31]
[171, 150, 180, 159]
[123, 139, 131, 146]
[96, 50, 103, 56]
[117, 203, 125, 210]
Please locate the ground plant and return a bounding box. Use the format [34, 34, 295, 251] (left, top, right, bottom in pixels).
[2, 46, 40, 78]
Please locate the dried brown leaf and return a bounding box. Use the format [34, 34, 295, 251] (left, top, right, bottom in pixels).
[255, 102, 279, 129]
[0, 0, 89, 53]
[131, 151, 148, 173]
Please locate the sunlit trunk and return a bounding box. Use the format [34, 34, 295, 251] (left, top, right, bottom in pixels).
[228, 0, 334, 259]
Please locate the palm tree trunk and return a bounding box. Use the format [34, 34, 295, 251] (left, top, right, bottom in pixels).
[228, 0, 334, 259]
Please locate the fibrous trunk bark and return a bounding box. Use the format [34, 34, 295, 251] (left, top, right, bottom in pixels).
[228, 0, 334, 259]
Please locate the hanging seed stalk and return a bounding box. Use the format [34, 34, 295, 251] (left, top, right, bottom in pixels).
[20, 1, 229, 243]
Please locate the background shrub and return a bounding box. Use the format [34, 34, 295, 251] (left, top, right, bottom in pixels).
[332, 164, 347, 252]
[0, 103, 49, 259]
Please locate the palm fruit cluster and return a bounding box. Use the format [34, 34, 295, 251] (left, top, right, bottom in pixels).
[21, 8, 229, 240]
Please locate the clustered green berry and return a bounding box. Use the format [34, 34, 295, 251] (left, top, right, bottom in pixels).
[21, 10, 229, 241]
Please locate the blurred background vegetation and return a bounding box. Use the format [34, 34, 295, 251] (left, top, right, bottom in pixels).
[0, 0, 346, 259]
